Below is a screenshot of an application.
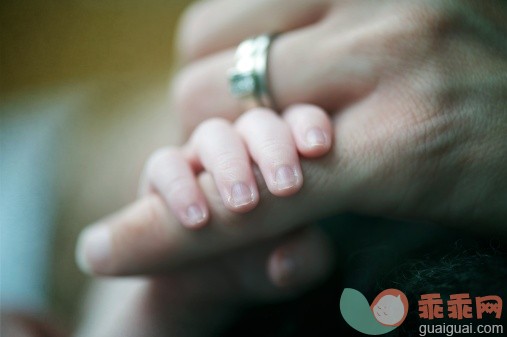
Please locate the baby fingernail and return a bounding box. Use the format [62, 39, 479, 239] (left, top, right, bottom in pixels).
[275, 165, 297, 190]
[230, 182, 254, 207]
[305, 127, 327, 147]
[76, 225, 111, 274]
[185, 204, 206, 227]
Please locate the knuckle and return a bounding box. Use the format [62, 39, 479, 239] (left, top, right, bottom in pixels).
[193, 117, 232, 139]
[213, 154, 249, 177]
[256, 139, 294, 161]
[262, 140, 292, 155]
[146, 148, 196, 197]
[171, 66, 205, 118]
[235, 108, 274, 129]
[401, 2, 461, 42]
[293, 104, 327, 121]
[177, 1, 210, 60]
[165, 177, 195, 197]
[145, 147, 179, 177]
[243, 107, 273, 121]
[171, 63, 233, 134]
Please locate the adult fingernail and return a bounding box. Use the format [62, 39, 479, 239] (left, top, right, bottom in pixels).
[230, 182, 254, 207]
[275, 165, 297, 190]
[306, 127, 327, 147]
[270, 252, 297, 287]
[76, 225, 111, 274]
[185, 204, 206, 227]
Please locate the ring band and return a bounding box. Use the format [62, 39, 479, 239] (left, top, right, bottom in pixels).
[228, 34, 278, 110]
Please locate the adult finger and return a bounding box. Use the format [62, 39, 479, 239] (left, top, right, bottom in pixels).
[75, 156, 346, 275]
[155, 227, 335, 302]
[267, 227, 334, 290]
[178, 0, 330, 61]
[172, 22, 376, 135]
[75, 228, 334, 337]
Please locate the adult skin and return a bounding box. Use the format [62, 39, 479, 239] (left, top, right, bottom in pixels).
[77, 0, 507, 275]
[75, 227, 334, 337]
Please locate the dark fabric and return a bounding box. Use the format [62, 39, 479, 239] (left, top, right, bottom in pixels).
[224, 215, 507, 337]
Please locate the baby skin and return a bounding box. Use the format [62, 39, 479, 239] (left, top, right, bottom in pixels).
[139, 104, 333, 229]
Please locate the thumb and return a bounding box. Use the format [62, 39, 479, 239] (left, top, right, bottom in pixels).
[76, 157, 347, 276]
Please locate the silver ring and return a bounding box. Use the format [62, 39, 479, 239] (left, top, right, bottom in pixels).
[228, 34, 278, 110]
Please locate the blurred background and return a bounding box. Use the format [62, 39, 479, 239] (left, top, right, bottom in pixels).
[1, 0, 192, 330]
[2, 0, 189, 93]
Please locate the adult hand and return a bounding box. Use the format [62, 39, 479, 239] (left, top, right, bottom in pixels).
[76, 0, 507, 275]
[173, 0, 507, 228]
[75, 228, 333, 337]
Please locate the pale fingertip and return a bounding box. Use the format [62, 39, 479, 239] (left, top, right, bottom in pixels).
[271, 165, 303, 196]
[282, 104, 333, 157]
[275, 165, 298, 191]
[230, 182, 254, 206]
[305, 127, 328, 148]
[183, 203, 209, 229]
[300, 126, 331, 157]
[76, 225, 112, 275]
[226, 182, 258, 212]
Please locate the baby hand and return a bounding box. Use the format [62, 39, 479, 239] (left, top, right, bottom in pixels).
[139, 104, 333, 228]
